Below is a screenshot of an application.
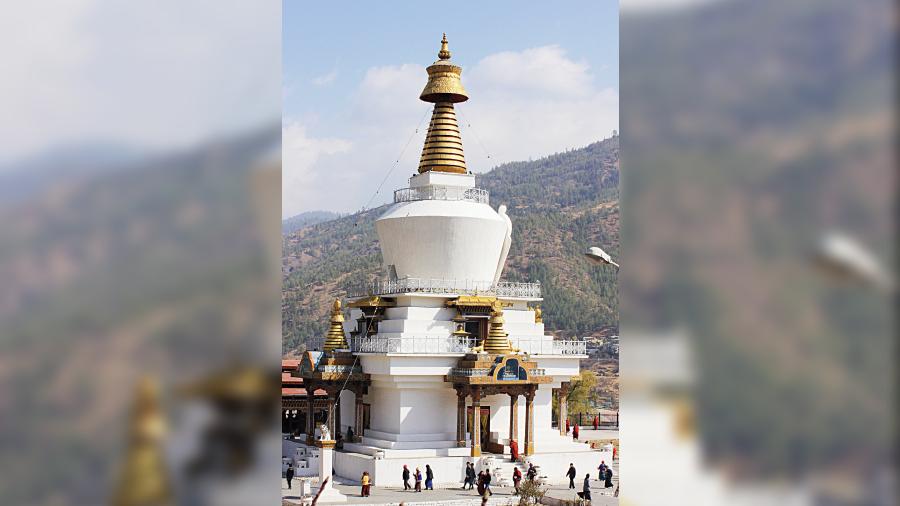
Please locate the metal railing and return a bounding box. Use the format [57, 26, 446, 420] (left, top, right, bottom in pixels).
[448, 367, 491, 377]
[350, 335, 478, 354]
[510, 337, 588, 355]
[350, 278, 542, 298]
[342, 335, 586, 356]
[393, 186, 489, 205]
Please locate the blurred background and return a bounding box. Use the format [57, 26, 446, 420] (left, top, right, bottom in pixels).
[0, 0, 894, 505]
[0, 1, 282, 505]
[619, 0, 894, 504]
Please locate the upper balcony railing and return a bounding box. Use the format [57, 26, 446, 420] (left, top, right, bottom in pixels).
[350, 278, 542, 298]
[394, 186, 489, 205]
[335, 335, 587, 356]
[350, 335, 478, 354]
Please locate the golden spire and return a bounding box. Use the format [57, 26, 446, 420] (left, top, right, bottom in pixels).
[482, 300, 513, 354]
[438, 33, 451, 60]
[112, 377, 173, 506]
[323, 299, 349, 352]
[418, 34, 468, 174]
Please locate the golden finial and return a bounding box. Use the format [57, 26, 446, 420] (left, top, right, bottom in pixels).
[323, 299, 349, 352]
[112, 376, 173, 506]
[482, 300, 513, 354]
[418, 34, 469, 174]
[534, 306, 543, 323]
[438, 33, 451, 60]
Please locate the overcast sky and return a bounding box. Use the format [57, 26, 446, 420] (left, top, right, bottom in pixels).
[283, 1, 620, 218]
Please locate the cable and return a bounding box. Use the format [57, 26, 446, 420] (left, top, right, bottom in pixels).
[456, 105, 492, 162]
[355, 106, 432, 224]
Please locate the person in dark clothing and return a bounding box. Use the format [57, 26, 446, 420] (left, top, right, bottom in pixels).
[567, 463, 577, 489]
[483, 469, 493, 496]
[598, 461, 608, 481]
[573, 424, 580, 441]
[526, 463, 537, 481]
[402, 465, 411, 490]
[285, 463, 294, 489]
[582, 474, 592, 502]
[604, 467, 614, 488]
[425, 465, 434, 490]
[464, 462, 476, 490]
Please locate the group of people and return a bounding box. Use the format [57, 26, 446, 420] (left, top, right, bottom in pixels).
[566, 461, 615, 502]
[287, 457, 613, 500]
[400, 464, 434, 493]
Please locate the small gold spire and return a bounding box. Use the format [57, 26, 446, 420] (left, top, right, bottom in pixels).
[534, 306, 543, 323]
[438, 33, 451, 60]
[112, 377, 173, 506]
[323, 299, 349, 352]
[482, 300, 513, 354]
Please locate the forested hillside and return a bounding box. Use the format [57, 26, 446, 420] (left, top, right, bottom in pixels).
[282, 135, 619, 353]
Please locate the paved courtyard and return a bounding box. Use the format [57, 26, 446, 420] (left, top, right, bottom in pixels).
[282, 477, 618, 505]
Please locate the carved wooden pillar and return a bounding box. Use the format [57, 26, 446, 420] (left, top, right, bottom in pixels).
[457, 389, 468, 447]
[306, 387, 315, 445]
[558, 382, 570, 436]
[524, 387, 536, 455]
[355, 389, 365, 441]
[326, 393, 336, 438]
[471, 387, 482, 457]
[509, 393, 519, 445]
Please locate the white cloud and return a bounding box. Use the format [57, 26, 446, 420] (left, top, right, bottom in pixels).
[311, 69, 338, 86]
[284, 45, 618, 216]
[282, 121, 352, 218]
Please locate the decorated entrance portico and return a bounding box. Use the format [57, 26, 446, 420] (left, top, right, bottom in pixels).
[447, 353, 550, 457]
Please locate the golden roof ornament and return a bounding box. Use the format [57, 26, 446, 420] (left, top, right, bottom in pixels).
[112, 376, 173, 506]
[323, 299, 349, 352]
[482, 300, 513, 354]
[534, 306, 543, 323]
[418, 34, 469, 174]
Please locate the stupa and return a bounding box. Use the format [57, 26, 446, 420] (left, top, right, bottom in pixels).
[287, 35, 606, 491]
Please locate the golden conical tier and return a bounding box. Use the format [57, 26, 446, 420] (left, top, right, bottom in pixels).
[323, 299, 349, 352]
[418, 103, 467, 174]
[482, 305, 512, 355]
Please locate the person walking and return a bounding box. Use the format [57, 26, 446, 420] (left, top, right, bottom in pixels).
[512, 466, 522, 495]
[593, 414, 599, 431]
[567, 463, 577, 489]
[464, 462, 476, 490]
[598, 461, 608, 481]
[582, 474, 592, 502]
[566, 418, 570, 434]
[285, 463, 294, 490]
[424, 464, 434, 490]
[526, 463, 537, 482]
[360, 471, 371, 497]
[604, 467, 614, 489]
[483, 469, 493, 496]
[402, 465, 411, 490]
[476, 470, 485, 496]
[414, 467, 423, 492]
[573, 424, 580, 441]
